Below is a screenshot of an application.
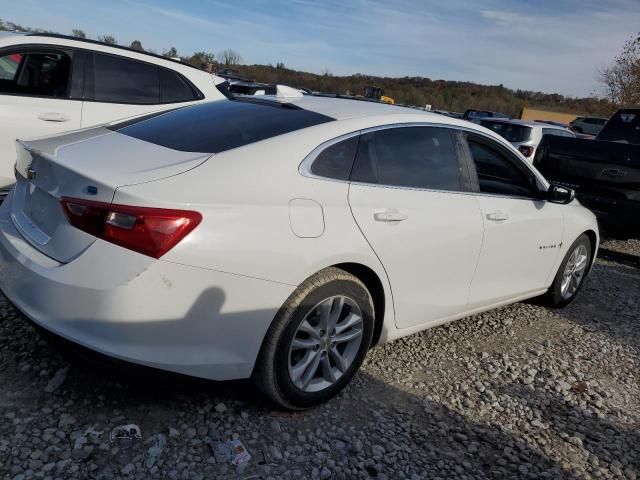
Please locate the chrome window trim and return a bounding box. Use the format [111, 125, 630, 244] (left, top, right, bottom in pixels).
[298, 121, 550, 197]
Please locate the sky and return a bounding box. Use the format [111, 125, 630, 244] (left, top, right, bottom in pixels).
[1, 0, 639, 97]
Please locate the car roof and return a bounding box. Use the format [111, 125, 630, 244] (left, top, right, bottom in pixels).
[240, 95, 521, 144]
[21, 33, 201, 71]
[269, 95, 460, 124]
[0, 31, 28, 38]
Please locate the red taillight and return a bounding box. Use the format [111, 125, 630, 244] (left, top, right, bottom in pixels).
[518, 145, 535, 157]
[60, 197, 202, 259]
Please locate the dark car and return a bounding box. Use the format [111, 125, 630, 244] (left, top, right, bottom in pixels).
[463, 109, 510, 124]
[533, 109, 640, 238]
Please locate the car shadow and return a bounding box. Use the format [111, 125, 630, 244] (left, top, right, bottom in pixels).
[596, 247, 640, 270]
[0, 294, 582, 479]
[553, 261, 640, 351]
[496, 382, 640, 476]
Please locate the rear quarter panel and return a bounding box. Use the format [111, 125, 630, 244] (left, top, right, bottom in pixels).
[113, 119, 398, 341]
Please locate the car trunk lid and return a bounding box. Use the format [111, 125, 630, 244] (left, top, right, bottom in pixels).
[11, 128, 210, 263]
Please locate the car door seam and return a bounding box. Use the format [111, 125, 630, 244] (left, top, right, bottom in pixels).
[346, 180, 398, 326]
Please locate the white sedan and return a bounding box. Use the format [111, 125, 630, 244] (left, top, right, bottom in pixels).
[0, 94, 598, 409]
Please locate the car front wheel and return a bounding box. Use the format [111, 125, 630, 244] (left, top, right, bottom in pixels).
[543, 233, 592, 307]
[252, 267, 374, 409]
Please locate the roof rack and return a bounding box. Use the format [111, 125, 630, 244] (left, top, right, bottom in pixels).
[24, 33, 202, 71]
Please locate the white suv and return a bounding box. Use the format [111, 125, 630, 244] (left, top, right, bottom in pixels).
[569, 116, 608, 136]
[0, 32, 228, 191]
[480, 119, 575, 164]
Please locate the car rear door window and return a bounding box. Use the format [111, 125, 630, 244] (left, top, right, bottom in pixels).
[0, 50, 71, 98]
[160, 69, 201, 103]
[466, 136, 537, 197]
[310, 136, 359, 181]
[91, 53, 159, 104]
[350, 126, 462, 191]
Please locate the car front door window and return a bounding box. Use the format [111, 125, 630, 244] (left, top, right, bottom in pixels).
[466, 137, 537, 197]
[0, 50, 71, 98]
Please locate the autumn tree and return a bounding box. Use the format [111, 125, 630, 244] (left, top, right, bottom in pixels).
[218, 49, 242, 67]
[98, 35, 117, 45]
[187, 51, 215, 70]
[163, 46, 178, 58]
[600, 32, 640, 107]
[129, 40, 144, 51]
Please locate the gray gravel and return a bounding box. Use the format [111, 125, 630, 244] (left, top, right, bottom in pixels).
[0, 240, 639, 479]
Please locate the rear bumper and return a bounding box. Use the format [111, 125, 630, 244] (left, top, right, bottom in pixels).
[0, 197, 293, 380]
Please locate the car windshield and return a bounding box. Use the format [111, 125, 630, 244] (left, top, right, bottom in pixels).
[480, 121, 532, 143]
[596, 110, 640, 144]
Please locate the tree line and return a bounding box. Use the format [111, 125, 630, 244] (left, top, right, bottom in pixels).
[2, 17, 633, 117]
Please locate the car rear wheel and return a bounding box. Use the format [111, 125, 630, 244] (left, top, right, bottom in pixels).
[543, 234, 592, 307]
[252, 267, 374, 409]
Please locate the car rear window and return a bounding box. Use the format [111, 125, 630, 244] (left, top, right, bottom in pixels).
[481, 121, 532, 143]
[596, 110, 640, 144]
[110, 99, 335, 153]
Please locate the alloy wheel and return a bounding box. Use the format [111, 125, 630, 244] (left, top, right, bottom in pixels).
[560, 244, 589, 299]
[288, 295, 364, 392]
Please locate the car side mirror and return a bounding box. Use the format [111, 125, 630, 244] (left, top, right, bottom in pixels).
[547, 184, 575, 204]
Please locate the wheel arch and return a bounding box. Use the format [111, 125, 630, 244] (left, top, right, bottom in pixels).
[331, 262, 386, 348]
[583, 229, 598, 273]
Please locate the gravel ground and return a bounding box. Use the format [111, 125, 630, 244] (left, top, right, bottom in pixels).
[0, 240, 638, 480]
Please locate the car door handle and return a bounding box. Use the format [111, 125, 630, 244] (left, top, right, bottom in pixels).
[486, 211, 509, 222]
[374, 210, 408, 222]
[38, 112, 70, 122]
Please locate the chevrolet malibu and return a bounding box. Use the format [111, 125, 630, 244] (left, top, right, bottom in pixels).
[0, 95, 598, 409]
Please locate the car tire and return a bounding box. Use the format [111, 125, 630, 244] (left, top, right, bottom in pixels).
[543, 234, 592, 308]
[252, 267, 374, 410]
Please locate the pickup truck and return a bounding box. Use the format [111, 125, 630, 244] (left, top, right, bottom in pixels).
[533, 108, 640, 238]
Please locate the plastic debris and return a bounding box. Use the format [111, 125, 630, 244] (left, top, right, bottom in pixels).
[44, 367, 69, 393]
[206, 438, 252, 466]
[145, 433, 167, 468]
[83, 426, 104, 438]
[230, 439, 251, 466]
[110, 424, 142, 442]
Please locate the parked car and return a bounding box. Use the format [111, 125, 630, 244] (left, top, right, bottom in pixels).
[0, 31, 228, 193]
[463, 109, 509, 124]
[0, 95, 598, 409]
[534, 108, 640, 238]
[569, 116, 608, 136]
[534, 119, 572, 129]
[480, 118, 575, 163]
